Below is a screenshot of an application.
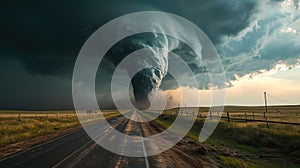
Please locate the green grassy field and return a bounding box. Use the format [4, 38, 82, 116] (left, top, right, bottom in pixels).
[154, 110, 300, 168]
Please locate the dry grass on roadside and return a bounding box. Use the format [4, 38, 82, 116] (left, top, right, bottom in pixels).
[154, 109, 300, 168]
[0, 110, 123, 147]
[0, 115, 79, 147]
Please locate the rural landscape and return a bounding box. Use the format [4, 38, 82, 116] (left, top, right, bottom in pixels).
[1, 105, 300, 167]
[1, 0, 300, 167]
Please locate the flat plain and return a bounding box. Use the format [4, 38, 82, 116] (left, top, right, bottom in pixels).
[0, 106, 299, 167]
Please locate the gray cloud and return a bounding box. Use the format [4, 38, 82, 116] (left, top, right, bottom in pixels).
[2, 0, 300, 108]
[219, 0, 300, 80]
[0, 57, 73, 110]
[0, 0, 258, 76]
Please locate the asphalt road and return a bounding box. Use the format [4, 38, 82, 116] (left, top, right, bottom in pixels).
[0, 113, 153, 168]
[0, 111, 210, 168]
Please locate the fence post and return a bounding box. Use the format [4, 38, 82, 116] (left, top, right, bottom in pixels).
[266, 116, 269, 128]
[245, 112, 247, 122]
[227, 112, 230, 122]
[252, 112, 255, 120]
[210, 110, 212, 120]
[18, 112, 21, 121]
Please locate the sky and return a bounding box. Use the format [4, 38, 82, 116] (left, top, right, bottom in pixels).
[0, 0, 300, 109]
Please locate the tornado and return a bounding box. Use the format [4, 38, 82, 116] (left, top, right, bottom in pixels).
[131, 67, 163, 109]
[106, 33, 178, 109]
[101, 13, 205, 110]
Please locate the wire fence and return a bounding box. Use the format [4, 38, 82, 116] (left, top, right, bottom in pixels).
[0, 111, 77, 121]
[162, 106, 300, 127]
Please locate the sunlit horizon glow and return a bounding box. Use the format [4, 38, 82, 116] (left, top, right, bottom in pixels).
[165, 64, 300, 107]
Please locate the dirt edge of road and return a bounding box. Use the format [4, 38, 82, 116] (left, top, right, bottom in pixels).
[141, 121, 219, 168]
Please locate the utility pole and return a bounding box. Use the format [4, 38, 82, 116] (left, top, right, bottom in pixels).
[264, 92, 268, 118]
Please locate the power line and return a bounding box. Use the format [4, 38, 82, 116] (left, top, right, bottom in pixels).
[267, 93, 298, 105]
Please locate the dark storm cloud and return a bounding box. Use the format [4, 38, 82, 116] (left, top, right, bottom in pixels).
[0, 57, 73, 110]
[7, 0, 293, 109]
[0, 0, 258, 77]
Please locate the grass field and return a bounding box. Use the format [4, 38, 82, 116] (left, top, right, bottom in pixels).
[0, 110, 121, 148]
[1, 106, 299, 167]
[154, 106, 300, 168]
